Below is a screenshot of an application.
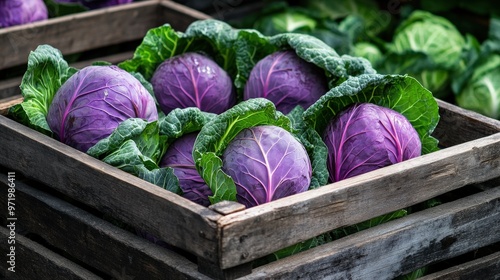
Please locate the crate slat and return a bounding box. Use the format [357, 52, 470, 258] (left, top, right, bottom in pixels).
[242, 185, 500, 279]
[0, 1, 158, 70]
[0, 227, 102, 280]
[0, 115, 221, 264]
[435, 99, 500, 146]
[0, 172, 211, 279]
[217, 131, 500, 268]
[419, 251, 500, 280]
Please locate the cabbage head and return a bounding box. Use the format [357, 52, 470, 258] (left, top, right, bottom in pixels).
[47, 65, 158, 152]
[387, 11, 465, 96]
[323, 103, 421, 182]
[160, 132, 212, 207]
[244, 50, 328, 114]
[0, 0, 48, 28]
[151, 52, 236, 115]
[222, 125, 311, 208]
[456, 54, 500, 119]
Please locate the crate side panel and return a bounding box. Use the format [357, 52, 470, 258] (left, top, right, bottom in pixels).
[434, 99, 500, 146]
[243, 186, 500, 279]
[219, 133, 500, 268]
[419, 251, 500, 280]
[0, 116, 221, 263]
[160, 0, 212, 29]
[0, 174, 211, 280]
[0, 227, 102, 280]
[0, 2, 160, 70]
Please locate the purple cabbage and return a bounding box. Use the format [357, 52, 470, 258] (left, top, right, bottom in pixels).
[222, 125, 311, 208]
[0, 0, 48, 28]
[160, 132, 212, 206]
[151, 52, 236, 115]
[244, 50, 328, 114]
[323, 103, 421, 182]
[47, 65, 158, 152]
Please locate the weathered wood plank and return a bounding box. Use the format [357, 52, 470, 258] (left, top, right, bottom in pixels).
[0, 227, 102, 280]
[242, 186, 500, 279]
[0, 115, 221, 263]
[419, 251, 500, 280]
[0, 173, 211, 280]
[0, 95, 23, 116]
[434, 99, 500, 146]
[0, 77, 20, 100]
[160, 0, 211, 27]
[0, 1, 162, 70]
[218, 133, 500, 268]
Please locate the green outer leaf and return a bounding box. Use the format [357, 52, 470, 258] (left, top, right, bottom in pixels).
[118, 20, 240, 82]
[10, 44, 77, 136]
[118, 24, 188, 80]
[135, 166, 182, 195]
[184, 19, 239, 77]
[87, 118, 160, 162]
[234, 29, 278, 91]
[159, 107, 216, 140]
[100, 140, 158, 175]
[303, 74, 440, 154]
[234, 29, 376, 94]
[193, 98, 292, 204]
[287, 106, 328, 189]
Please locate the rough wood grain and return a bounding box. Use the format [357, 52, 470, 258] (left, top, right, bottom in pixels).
[242, 186, 500, 279]
[160, 0, 211, 26]
[0, 77, 20, 100]
[434, 99, 500, 146]
[0, 227, 102, 280]
[0, 0, 208, 70]
[0, 174, 211, 280]
[0, 116, 221, 263]
[419, 251, 500, 280]
[218, 133, 500, 268]
[209, 200, 246, 215]
[0, 1, 158, 69]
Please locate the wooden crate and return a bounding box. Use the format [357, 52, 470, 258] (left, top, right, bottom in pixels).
[1, 1, 500, 279]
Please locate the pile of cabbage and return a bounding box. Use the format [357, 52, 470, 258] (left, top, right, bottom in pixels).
[11, 19, 439, 209]
[10, 18, 439, 265]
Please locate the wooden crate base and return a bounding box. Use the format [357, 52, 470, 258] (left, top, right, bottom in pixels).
[1, 169, 499, 279]
[0, 169, 211, 280]
[0, 227, 101, 280]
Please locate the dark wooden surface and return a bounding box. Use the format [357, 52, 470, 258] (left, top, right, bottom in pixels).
[0, 227, 102, 280]
[0, 115, 222, 264]
[243, 185, 500, 279]
[0, 1, 158, 70]
[420, 251, 500, 280]
[0, 172, 211, 279]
